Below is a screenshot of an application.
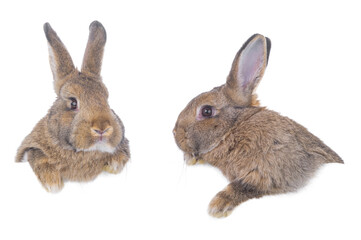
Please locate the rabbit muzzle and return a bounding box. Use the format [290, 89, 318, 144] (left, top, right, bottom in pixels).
[71, 111, 123, 154]
[173, 124, 193, 154]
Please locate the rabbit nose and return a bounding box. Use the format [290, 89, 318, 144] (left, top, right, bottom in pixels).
[91, 126, 113, 137]
[91, 118, 113, 138]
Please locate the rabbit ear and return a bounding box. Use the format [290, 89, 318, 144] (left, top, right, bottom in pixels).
[44, 23, 75, 94]
[224, 34, 271, 105]
[81, 21, 106, 77]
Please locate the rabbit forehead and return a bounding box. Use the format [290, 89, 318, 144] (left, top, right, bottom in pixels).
[185, 86, 228, 112]
[61, 78, 109, 102]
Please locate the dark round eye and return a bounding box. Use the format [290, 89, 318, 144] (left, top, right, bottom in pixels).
[69, 98, 77, 110]
[201, 105, 213, 118]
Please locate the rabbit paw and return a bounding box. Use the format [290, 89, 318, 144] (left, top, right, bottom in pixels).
[208, 193, 235, 218]
[39, 172, 64, 193]
[103, 161, 124, 174]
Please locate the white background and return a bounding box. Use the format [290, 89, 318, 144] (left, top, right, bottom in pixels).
[1, 1, 360, 239]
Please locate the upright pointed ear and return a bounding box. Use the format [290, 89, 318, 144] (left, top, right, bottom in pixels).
[44, 23, 76, 95]
[224, 34, 271, 105]
[81, 21, 107, 77]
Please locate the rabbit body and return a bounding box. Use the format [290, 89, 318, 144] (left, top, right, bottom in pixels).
[16, 21, 130, 192]
[196, 106, 341, 192]
[173, 34, 343, 217]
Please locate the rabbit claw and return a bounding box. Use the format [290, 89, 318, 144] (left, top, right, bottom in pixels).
[39, 172, 64, 193]
[103, 161, 124, 174]
[208, 193, 235, 218]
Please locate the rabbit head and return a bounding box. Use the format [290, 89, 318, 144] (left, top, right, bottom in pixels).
[44, 21, 123, 153]
[173, 34, 271, 158]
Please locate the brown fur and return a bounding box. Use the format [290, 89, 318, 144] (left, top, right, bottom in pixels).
[173, 34, 343, 218]
[16, 21, 130, 192]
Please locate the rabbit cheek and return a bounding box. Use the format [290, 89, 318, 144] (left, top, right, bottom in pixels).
[188, 118, 228, 155]
[47, 109, 75, 150]
[187, 126, 215, 155]
[69, 121, 94, 150]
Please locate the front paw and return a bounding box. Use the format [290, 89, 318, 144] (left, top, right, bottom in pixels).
[103, 161, 124, 174]
[208, 192, 235, 218]
[184, 153, 205, 166]
[38, 172, 64, 193]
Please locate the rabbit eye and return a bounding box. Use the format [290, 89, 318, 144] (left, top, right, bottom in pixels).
[201, 105, 213, 118]
[69, 97, 78, 110]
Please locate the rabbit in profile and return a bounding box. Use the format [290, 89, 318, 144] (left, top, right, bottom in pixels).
[15, 21, 130, 192]
[173, 34, 343, 218]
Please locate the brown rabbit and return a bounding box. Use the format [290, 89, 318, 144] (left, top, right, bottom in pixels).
[15, 21, 130, 192]
[173, 34, 343, 218]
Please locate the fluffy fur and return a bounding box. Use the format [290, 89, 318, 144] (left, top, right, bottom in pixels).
[16, 21, 130, 192]
[173, 34, 343, 218]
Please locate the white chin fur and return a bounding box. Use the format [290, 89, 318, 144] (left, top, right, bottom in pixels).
[77, 142, 116, 154]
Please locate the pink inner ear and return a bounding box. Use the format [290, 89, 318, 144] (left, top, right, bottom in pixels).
[238, 38, 265, 90]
